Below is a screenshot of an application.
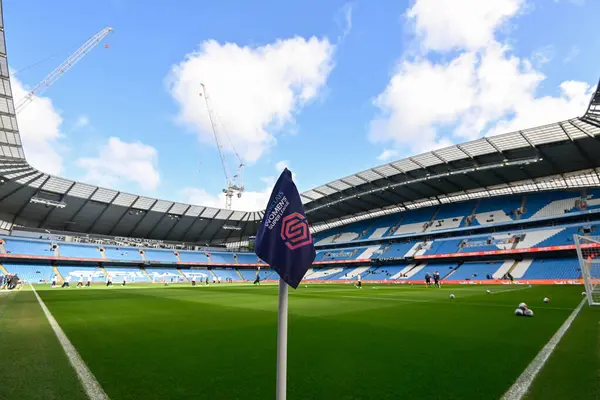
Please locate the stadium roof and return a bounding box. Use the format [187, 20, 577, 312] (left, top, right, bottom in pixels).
[1, 2, 600, 243]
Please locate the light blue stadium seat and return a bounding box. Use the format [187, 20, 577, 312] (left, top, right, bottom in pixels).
[144, 249, 178, 263]
[521, 258, 581, 279]
[102, 246, 142, 262]
[58, 243, 101, 258]
[3, 263, 54, 283]
[177, 251, 210, 263]
[3, 239, 54, 257]
[450, 262, 501, 280]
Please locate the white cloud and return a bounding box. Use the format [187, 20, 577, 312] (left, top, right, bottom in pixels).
[406, 0, 524, 52]
[563, 46, 580, 63]
[554, 0, 585, 6]
[336, 3, 354, 42]
[72, 115, 90, 131]
[181, 184, 273, 212]
[275, 160, 289, 172]
[11, 76, 66, 175]
[181, 161, 299, 211]
[370, 0, 592, 157]
[377, 149, 399, 162]
[487, 80, 594, 136]
[167, 37, 335, 164]
[531, 45, 555, 65]
[77, 137, 160, 191]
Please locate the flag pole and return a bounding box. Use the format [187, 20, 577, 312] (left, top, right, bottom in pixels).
[276, 277, 289, 400]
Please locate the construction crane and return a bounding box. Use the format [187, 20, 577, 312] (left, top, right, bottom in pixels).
[199, 83, 245, 210]
[15, 27, 114, 114]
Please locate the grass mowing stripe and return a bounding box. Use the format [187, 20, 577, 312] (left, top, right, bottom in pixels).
[501, 298, 586, 400]
[31, 285, 110, 400]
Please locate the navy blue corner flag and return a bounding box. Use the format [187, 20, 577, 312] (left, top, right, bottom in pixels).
[254, 168, 316, 289]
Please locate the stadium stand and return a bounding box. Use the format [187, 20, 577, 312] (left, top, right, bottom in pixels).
[143, 249, 178, 263]
[1, 189, 599, 284]
[519, 258, 581, 280]
[102, 246, 143, 262]
[450, 261, 504, 280]
[58, 243, 102, 258]
[2, 263, 54, 283]
[3, 239, 54, 256]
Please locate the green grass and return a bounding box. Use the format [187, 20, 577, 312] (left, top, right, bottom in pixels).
[0, 289, 87, 400]
[19, 282, 591, 399]
[526, 302, 600, 400]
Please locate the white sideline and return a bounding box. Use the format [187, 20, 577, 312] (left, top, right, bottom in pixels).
[501, 298, 586, 400]
[31, 285, 109, 400]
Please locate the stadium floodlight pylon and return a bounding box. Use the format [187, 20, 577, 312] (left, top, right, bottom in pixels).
[574, 234, 600, 305]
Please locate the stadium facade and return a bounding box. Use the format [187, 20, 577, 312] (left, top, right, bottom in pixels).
[1, 1, 600, 285]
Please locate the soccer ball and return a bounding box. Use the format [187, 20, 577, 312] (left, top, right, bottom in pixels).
[486, 289, 491, 294]
[514, 308, 524, 316]
[525, 309, 534, 317]
[543, 297, 550, 303]
[582, 292, 586, 296]
[518, 302, 528, 310]
[304, 285, 307, 288]
[449, 294, 455, 299]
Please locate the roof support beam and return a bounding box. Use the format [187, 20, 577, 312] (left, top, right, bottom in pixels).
[194, 219, 213, 244]
[126, 199, 159, 237]
[179, 216, 202, 242]
[11, 175, 51, 225]
[163, 205, 191, 241]
[85, 192, 119, 234]
[211, 212, 234, 243]
[147, 203, 176, 239]
[38, 181, 77, 228]
[108, 196, 141, 236]
[0, 172, 42, 202]
[238, 212, 254, 240]
[64, 187, 98, 231]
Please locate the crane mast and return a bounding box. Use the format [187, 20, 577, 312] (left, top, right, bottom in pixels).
[15, 27, 114, 114]
[199, 83, 244, 210]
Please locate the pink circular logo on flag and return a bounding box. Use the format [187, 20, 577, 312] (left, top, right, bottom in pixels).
[280, 212, 312, 250]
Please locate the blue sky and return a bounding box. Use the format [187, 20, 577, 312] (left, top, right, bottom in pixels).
[4, 0, 600, 211]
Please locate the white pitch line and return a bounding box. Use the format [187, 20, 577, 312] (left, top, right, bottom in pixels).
[489, 286, 533, 295]
[501, 298, 586, 400]
[31, 285, 110, 400]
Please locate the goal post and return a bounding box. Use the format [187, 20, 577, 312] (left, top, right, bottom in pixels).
[574, 234, 600, 306]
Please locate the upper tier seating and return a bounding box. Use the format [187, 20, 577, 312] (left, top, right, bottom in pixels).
[102, 246, 142, 262]
[312, 190, 596, 244]
[58, 243, 101, 258]
[3, 239, 54, 257]
[235, 253, 259, 264]
[143, 249, 178, 263]
[522, 192, 580, 220]
[208, 253, 236, 264]
[177, 250, 210, 263]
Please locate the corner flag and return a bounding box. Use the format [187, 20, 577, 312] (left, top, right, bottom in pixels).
[254, 168, 315, 400]
[254, 168, 316, 289]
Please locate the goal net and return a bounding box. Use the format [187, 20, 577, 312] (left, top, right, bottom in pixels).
[574, 234, 600, 306]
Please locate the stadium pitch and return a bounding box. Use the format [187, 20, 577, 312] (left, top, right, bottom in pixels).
[0, 283, 597, 399]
